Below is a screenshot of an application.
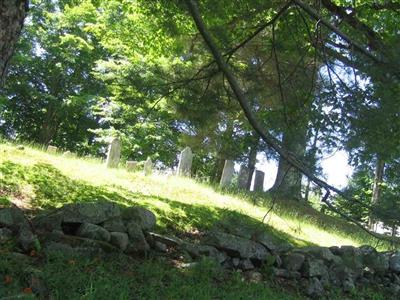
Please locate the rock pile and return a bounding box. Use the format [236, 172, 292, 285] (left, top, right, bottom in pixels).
[2, 204, 400, 298]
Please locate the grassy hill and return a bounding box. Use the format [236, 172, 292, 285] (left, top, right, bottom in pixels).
[0, 141, 394, 299]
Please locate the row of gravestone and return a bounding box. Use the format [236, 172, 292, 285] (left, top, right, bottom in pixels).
[46, 139, 266, 191]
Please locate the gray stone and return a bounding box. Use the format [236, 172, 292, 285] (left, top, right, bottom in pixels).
[154, 241, 168, 252]
[60, 202, 121, 225]
[253, 170, 265, 192]
[342, 278, 355, 292]
[244, 271, 263, 283]
[122, 206, 156, 231]
[254, 231, 292, 253]
[232, 257, 240, 267]
[329, 264, 355, 288]
[125, 221, 149, 253]
[239, 259, 254, 271]
[183, 243, 227, 264]
[32, 211, 64, 232]
[272, 268, 301, 279]
[296, 246, 336, 262]
[105, 138, 121, 168]
[389, 251, 400, 273]
[359, 245, 389, 274]
[110, 232, 129, 251]
[126, 161, 138, 172]
[336, 245, 363, 276]
[302, 258, 328, 278]
[143, 158, 153, 176]
[306, 277, 324, 298]
[0, 227, 12, 242]
[17, 227, 40, 252]
[220, 160, 234, 187]
[76, 223, 111, 242]
[0, 207, 29, 229]
[102, 217, 126, 233]
[282, 252, 305, 271]
[237, 165, 250, 189]
[177, 147, 193, 177]
[47, 145, 58, 154]
[203, 231, 269, 260]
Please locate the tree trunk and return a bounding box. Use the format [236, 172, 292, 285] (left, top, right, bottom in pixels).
[0, 0, 28, 84]
[368, 156, 385, 230]
[246, 133, 259, 190]
[269, 125, 308, 200]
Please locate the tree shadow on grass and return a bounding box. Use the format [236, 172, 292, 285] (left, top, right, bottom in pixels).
[0, 160, 313, 247]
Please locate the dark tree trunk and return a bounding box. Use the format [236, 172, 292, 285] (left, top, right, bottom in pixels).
[269, 125, 308, 200]
[368, 156, 385, 230]
[246, 133, 259, 190]
[0, 0, 28, 84]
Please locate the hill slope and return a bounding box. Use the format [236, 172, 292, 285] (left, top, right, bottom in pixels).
[0, 142, 394, 299]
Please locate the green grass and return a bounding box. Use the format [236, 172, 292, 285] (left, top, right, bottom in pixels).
[0, 141, 398, 299]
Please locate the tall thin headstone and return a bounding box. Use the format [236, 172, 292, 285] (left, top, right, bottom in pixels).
[237, 165, 250, 189]
[253, 170, 265, 192]
[143, 158, 153, 176]
[177, 146, 193, 177]
[105, 138, 121, 168]
[220, 160, 235, 187]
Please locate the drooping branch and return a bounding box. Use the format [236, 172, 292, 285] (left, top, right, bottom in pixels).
[184, 0, 397, 242]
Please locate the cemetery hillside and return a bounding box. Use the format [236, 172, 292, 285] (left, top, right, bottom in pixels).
[1, 0, 400, 299]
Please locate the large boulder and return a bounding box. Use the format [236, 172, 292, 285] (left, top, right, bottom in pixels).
[282, 252, 306, 271]
[254, 231, 292, 253]
[125, 221, 149, 253]
[122, 206, 156, 231]
[302, 258, 328, 278]
[183, 243, 227, 264]
[17, 227, 40, 252]
[102, 217, 126, 233]
[203, 231, 270, 261]
[389, 251, 400, 273]
[334, 246, 363, 277]
[110, 232, 129, 251]
[359, 245, 389, 274]
[59, 202, 121, 225]
[76, 223, 111, 242]
[296, 246, 336, 263]
[0, 207, 30, 230]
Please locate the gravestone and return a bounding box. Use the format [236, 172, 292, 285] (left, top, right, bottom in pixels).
[177, 147, 193, 177]
[126, 161, 138, 172]
[237, 165, 250, 189]
[62, 151, 72, 157]
[220, 160, 235, 187]
[253, 170, 265, 192]
[47, 145, 58, 154]
[143, 158, 153, 176]
[105, 138, 121, 168]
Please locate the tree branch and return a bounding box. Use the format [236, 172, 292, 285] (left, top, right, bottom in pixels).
[184, 0, 394, 242]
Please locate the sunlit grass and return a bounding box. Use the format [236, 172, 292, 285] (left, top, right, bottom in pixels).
[0, 141, 394, 250]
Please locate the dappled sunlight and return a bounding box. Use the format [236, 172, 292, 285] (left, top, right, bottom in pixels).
[0, 143, 389, 249]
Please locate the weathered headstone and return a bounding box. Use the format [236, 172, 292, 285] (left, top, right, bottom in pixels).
[253, 170, 265, 192]
[143, 158, 153, 176]
[126, 161, 138, 172]
[62, 151, 72, 157]
[47, 145, 58, 154]
[177, 146, 193, 177]
[105, 138, 121, 168]
[237, 165, 250, 189]
[220, 160, 234, 187]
